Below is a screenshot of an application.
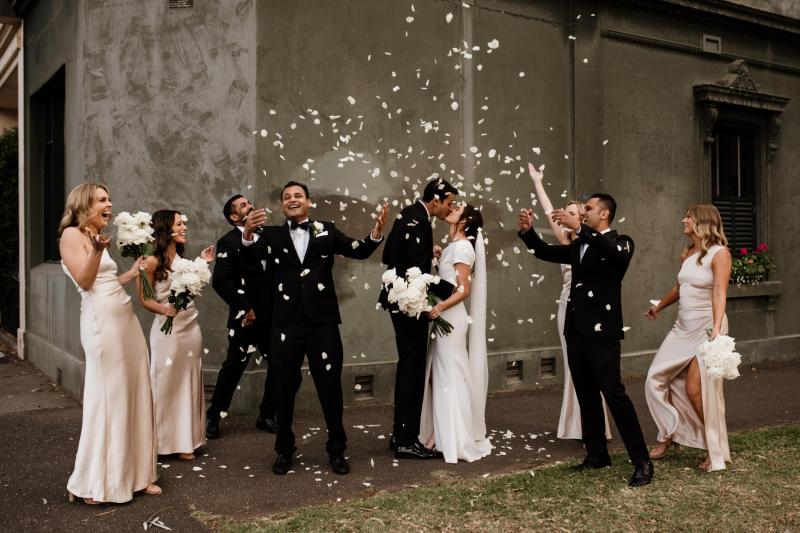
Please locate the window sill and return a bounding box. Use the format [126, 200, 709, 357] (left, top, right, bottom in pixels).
[727, 280, 782, 299]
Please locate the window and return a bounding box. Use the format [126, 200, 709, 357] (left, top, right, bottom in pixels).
[711, 124, 758, 251]
[31, 66, 65, 262]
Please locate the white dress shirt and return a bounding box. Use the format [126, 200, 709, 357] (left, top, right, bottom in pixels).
[289, 219, 311, 263]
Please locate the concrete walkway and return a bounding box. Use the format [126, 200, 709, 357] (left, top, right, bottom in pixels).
[1, 338, 799, 532]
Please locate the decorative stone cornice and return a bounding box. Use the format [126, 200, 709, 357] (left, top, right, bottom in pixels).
[694, 60, 790, 159]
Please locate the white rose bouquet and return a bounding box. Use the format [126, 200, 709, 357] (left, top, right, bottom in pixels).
[113, 211, 156, 300]
[381, 267, 453, 336]
[160, 257, 212, 334]
[698, 332, 741, 380]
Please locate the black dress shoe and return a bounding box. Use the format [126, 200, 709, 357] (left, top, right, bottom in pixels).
[329, 453, 350, 475]
[206, 417, 220, 440]
[395, 441, 443, 460]
[272, 454, 293, 475]
[255, 417, 278, 434]
[570, 455, 612, 471]
[629, 460, 654, 487]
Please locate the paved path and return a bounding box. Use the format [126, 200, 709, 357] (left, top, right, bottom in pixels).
[1, 341, 798, 532]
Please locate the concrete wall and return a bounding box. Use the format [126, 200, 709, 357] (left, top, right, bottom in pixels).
[22, 0, 800, 411]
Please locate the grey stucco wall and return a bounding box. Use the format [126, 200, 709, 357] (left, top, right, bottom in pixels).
[22, 0, 800, 411]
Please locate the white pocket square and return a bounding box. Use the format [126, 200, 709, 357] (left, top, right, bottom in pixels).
[315, 231, 329, 237]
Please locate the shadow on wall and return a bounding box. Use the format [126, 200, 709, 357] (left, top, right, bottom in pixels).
[0, 127, 18, 332]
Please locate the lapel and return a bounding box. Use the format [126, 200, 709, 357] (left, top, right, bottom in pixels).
[579, 229, 617, 268]
[303, 220, 320, 264]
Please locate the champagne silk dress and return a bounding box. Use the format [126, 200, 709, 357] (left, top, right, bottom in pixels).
[149, 266, 206, 455]
[645, 245, 730, 471]
[63, 249, 157, 502]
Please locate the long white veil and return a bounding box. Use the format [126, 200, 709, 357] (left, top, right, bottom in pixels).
[468, 227, 488, 439]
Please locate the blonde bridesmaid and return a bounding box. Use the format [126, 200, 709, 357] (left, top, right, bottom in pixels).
[59, 182, 160, 504]
[644, 204, 732, 471]
[527, 164, 611, 440]
[139, 210, 213, 459]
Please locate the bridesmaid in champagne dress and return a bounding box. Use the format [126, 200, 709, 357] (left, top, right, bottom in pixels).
[527, 164, 611, 440]
[139, 210, 214, 460]
[644, 204, 732, 471]
[59, 182, 160, 504]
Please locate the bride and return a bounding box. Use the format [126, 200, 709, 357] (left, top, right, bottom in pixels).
[419, 202, 492, 463]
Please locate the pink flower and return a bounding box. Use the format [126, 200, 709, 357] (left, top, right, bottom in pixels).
[756, 243, 768, 253]
[739, 248, 748, 256]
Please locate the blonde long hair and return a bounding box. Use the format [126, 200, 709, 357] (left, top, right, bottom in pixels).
[565, 201, 585, 241]
[58, 182, 110, 236]
[683, 204, 728, 265]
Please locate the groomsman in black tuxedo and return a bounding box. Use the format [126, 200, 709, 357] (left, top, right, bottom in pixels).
[206, 194, 277, 439]
[518, 193, 653, 487]
[380, 178, 458, 459]
[243, 181, 388, 476]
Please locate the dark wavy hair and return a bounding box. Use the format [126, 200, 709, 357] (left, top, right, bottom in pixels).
[151, 209, 185, 282]
[459, 204, 483, 249]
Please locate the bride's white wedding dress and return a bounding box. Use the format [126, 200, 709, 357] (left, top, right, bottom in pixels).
[419, 236, 492, 463]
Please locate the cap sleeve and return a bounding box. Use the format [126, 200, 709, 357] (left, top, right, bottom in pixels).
[451, 240, 476, 269]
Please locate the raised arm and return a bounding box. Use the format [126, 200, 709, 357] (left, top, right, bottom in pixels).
[710, 247, 731, 338]
[333, 203, 388, 259]
[517, 209, 572, 265]
[529, 163, 570, 246]
[575, 224, 634, 270]
[59, 227, 105, 291]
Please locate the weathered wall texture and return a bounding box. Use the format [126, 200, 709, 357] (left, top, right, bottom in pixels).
[22, 0, 800, 411]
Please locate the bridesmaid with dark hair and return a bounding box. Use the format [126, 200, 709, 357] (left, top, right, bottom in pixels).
[139, 210, 214, 460]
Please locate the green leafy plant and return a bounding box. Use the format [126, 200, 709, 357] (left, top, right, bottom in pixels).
[731, 243, 775, 285]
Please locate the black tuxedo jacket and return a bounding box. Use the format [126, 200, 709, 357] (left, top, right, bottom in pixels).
[379, 201, 453, 309]
[243, 221, 381, 327]
[519, 223, 634, 339]
[212, 227, 273, 330]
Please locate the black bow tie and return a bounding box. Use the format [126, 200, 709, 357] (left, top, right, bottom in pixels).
[290, 220, 309, 231]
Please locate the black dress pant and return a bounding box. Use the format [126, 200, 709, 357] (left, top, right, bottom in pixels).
[271, 324, 346, 456]
[207, 323, 276, 421]
[390, 313, 430, 447]
[565, 334, 649, 466]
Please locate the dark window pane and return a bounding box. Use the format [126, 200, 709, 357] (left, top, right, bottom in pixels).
[711, 124, 758, 251]
[32, 66, 66, 262]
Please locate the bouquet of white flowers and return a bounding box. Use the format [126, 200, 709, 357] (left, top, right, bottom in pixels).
[698, 332, 742, 380]
[161, 257, 212, 334]
[113, 211, 156, 300]
[381, 267, 453, 336]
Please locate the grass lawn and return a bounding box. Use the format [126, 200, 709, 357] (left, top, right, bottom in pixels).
[195, 424, 800, 532]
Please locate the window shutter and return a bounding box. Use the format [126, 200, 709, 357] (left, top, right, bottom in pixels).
[714, 198, 756, 251]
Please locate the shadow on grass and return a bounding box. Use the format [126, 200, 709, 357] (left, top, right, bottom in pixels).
[195, 425, 800, 532]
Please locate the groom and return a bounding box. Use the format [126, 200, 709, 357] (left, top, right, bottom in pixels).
[380, 178, 458, 459]
[243, 181, 388, 476]
[517, 193, 653, 487]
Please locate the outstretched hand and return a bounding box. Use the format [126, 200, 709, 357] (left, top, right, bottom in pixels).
[372, 203, 389, 239]
[244, 208, 267, 238]
[518, 208, 533, 233]
[528, 162, 544, 183]
[84, 229, 111, 253]
[551, 208, 581, 231]
[200, 245, 216, 263]
[644, 306, 659, 320]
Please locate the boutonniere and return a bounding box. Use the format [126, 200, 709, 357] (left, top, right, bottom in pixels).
[311, 221, 327, 237]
